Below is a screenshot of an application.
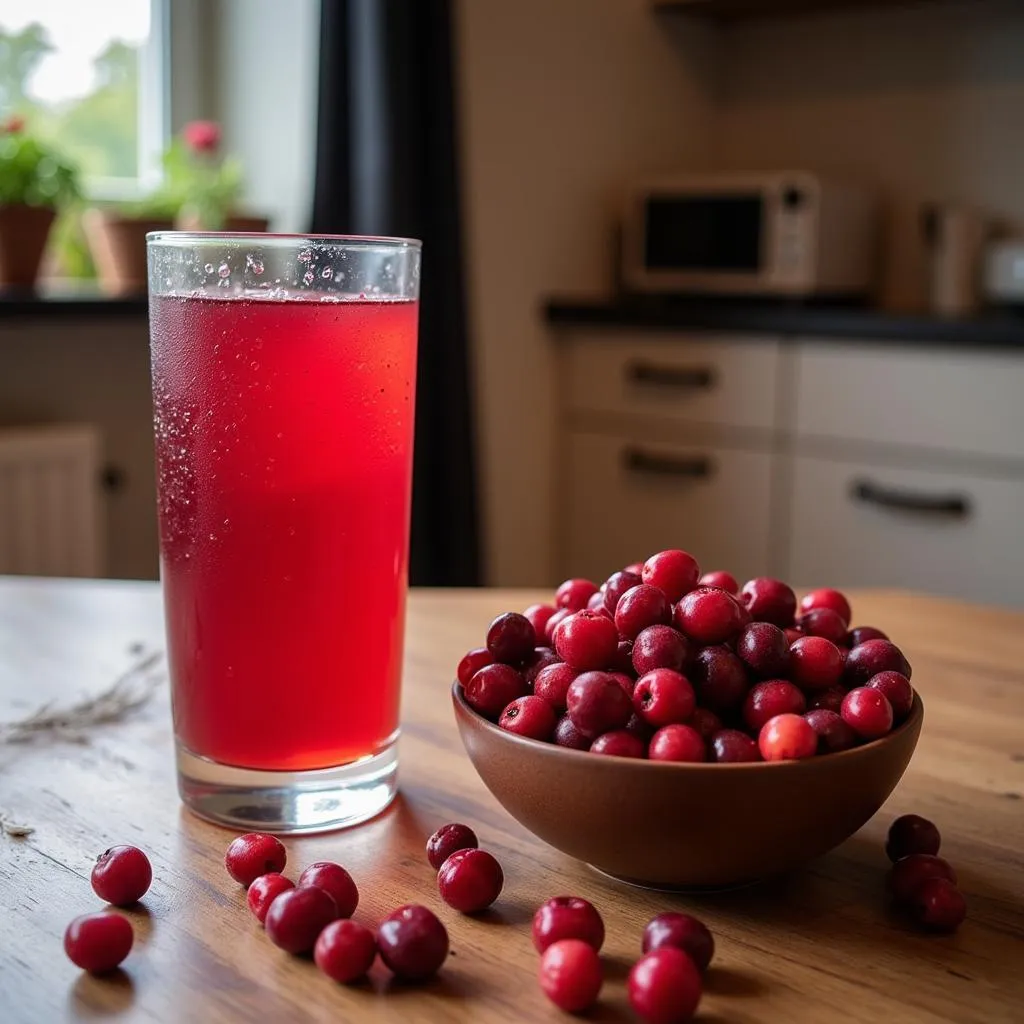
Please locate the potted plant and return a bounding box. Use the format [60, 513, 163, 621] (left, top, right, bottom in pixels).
[0, 115, 81, 290]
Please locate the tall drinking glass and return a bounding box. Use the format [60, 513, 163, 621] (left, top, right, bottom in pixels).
[147, 233, 421, 832]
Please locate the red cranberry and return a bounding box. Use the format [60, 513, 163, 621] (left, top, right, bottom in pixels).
[532, 896, 605, 953]
[523, 646, 560, 687]
[499, 694, 558, 741]
[841, 687, 893, 740]
[457, 647, 492, 687]
[615, 584, 672, 641]
[298, 862, 359, 919]
[556, 578, 599, 612]
[225, 833, 287, 887]
[784, 626, 803, 646]
[554, 715, 591, 750]
[674, 587, 745, 645]
[464, 663, 528, 720]
[265, 886, 339, 954]
[889, 854, 958, 904]
[698, 569, 738, 594]
[911, 878, 966, 932]
[603, 570, 643, 614]
[689, 707, 723, 742]
[437, 848, 503, 913]
[426, 822, 478, 870]
[523, 604, 557, 643]
[797, 607, 849, 646]
[91, 845, 152, 906]
[759, 713, 817, 761]
[566, 671, 633, 737]
[544, 607, 571, 644]
[867, 671, 914, 722]
[641, 912, 715, 972]
[247, 873, 295, 924]
[624, 561, 645, 575]
[554, 610, 619, 671]
[789, 636, 844, 690]
[628, 947, 702, 1024]
[539, 939, 603, 1013]
[533, 662, 578, 711]
[849, 625, 889, 646]
[735, 622, 790, 679]
[633, 669, 695, 728]
[743, 679, 806, 733]
[845, 639, 912, 686]
[803, 709, 858, 753]
[799, 587, 852, 626]
[886, 814, 941, 862]
[314, 919, 377, 983]
[710, 729, 761, 763]
[610, 639, 637, 675]
[642, 549, 700, 603]
[690, 645, 749, 715]
[590, 730, 646, 757]
[63, 912, 133, 973]
[808, 686, 846, 713]
[632, 624, 689, 675]
[486, 611, 536, 664]
[586, 590, 606, 612]
[739, 577, 796, 627]
[376, 904, 449, 980]
[648, 723, 706, 762]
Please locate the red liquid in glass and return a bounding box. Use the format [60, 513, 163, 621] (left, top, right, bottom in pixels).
[150, 294, 418, 771]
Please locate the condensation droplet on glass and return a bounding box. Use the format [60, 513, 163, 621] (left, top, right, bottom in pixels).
[276, 432, 283, 439]
[298, 249, 312, 263]
[303, 270, 314, 285]
[250, 361, 259, 371]
[251, 259, 264, 275]
[321, 266, 333, 279]
[204, 263, 214, 274]
[218, 263, 231, 278]
[288, 527, 296, 537]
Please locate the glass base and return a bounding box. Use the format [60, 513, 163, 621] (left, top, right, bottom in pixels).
[176, 739, 398, 833]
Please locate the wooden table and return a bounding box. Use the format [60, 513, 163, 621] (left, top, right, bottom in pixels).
[0, 579, 1021, 1023]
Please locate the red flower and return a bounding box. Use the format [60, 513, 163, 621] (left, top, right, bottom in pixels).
[183, 120, 220, 153]
[2, 114, 25, 134]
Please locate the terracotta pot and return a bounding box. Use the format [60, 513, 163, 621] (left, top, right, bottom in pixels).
[0, 203, 57, 289]
[176, 211, 270, 233]
[83, 209, 174, 296]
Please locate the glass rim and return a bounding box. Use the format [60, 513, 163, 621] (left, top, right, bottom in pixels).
[146, 231, 422, 249]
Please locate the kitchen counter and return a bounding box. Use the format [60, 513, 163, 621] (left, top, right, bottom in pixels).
[1, 578, 1022, 1022]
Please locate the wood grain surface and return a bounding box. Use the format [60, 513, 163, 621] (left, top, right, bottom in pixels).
[0, 578, 1021, 1023]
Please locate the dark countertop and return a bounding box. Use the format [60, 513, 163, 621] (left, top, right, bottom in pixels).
[0, 283, 147, 317]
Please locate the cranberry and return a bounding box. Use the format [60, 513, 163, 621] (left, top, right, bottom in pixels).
[736, 622, 790, 679]
[265, 886, 339, 954]
[674, 588, 745, 645]
[642, 549, 700, 603]
[690, 645, 749, 715]
[689, 707, 723, 742]
[625, 712, 655, 743]
[845, 639, 912, 686]
[633, 669, 696, 728]
[710, 728, 761, 763]
[624, 561, 645, 575]
[486, 611, 535, 664]
[298, 862, 359, 919]
[799, 587, 852, 626]
[803, 709, 858, 753]
[759, 713, 818, 761]
[648, 724, 706, 763]
[377, 904, 449, 980]
[841, 687, 893, 740]
[63, 912, 133, 973]
[615, 584, 672, 641]
[784, 626, 804, 646]
[314, 919, 377, 983]
[522, 646, 560, 687]
[532, 896, 605, 952]
[556, 578, 599, 612]
[698, 569, 738, 594]
[743, 679, 806, 733]
[797, 607, 849, 646]
[867, 671, 914, 722]
[590, 729, 646, 757]
[225, 833, 287, 887]
[889, 854, 958, 904]
[566, 671, 633, 737]
[911, 877, 966, 932]
[437, 848, 503, 913]
[641, 912, 715, 972]
[603, 570, 643, 614]
[789, 636, 844, 690]
[610, 639, 637, 675]
[499, 695, 558, 741]
[426, 822, 478, 870]
[586, 590, 606, 612]
[539, 939, 603, 1013]
[554, 715, 591, 750]
[632, 624, 689, 675]
[457, 647, 492, 687]
[628, 947, 702, 1024]
[739, 577, 796, 627]
[464, 663, 528, 719]
[523, 604, 557, 643]
[886, 814, 941, 862]
[808, 686, 846, 713]
[533, 662, 578, 711]
[91, 845, 152, 906]
[554, 610, 619, 670]
[849, 625, 889, 646]
[544, 607, 571, 644]
[247, 873, 295, 924]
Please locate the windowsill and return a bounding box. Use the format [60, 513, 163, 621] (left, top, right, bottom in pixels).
[0, 279, 148, 318]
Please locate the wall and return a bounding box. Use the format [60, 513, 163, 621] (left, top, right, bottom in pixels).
[456, 0, 719, 585]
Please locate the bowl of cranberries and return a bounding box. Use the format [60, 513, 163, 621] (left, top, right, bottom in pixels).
[452, 552, 923, 888]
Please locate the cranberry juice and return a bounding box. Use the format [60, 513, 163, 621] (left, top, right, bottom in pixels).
[150, 294, 418, 771]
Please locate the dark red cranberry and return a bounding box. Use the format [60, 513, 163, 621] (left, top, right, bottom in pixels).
[539, 939, 603, 1013]
[615, 584, 672, 641]
[759, 713, 817, 761]
[544, 607, 571, 644]
[886, 814, 941, 862]
[735, 622, 790, 679]
[910, 878, 966, 932]
[633, 669, 695, 728]
[437, 848, 504, 913]
[845, 639, 912, 686]
[315, 919, 377, 983]
[689, 707, 723, 742]
[376, 904, 449, 980]
[808, 686, 846, 713]
[625, 712, 654, 743]
[586, 590, 606, 611]
[610, 639, 637, 676]
[789, 636, 844, 690]
[799, 587, 852, 626]
[523, 646, 560, 687]
[63, 912, 133, 973]
[298, 862, 359, 919]
[457, 647, 492, 687]
[556, 578, 599, 612]
[554, 715, 591, 750]
[632, 624, 689, 675]
[797, 607, 848, 646]
[486, 611, 536, 664]
[739, 577, 796, 627]
[648, 723, 706, 762]
[743, 680, 806, 733]
[265, 886, 339, 954]
[642, 549, 700, 603]
[849, 625, 889, 646]
[867, 671, 914, 722]
[533, 662, 578, 711]
[803, 709, 858, 753]
[426, 822, 478, 870]
[590, 729, 646, 757]
[532, 895, 605, 952]
[641, 912, 715, 972]
[889, 854, 957, 904]
[91, 845, 152, 906]
[247, 873, 295, 924]
[628, 947, 702, 1024]
[610, 671, 637, 698]
[841, 687, 893, 740]
[603, 570, 643, 615]
[710, 729, 761, 763]
[674, 587, 745, 645]
[523, 604, 557, 644]
[464, 663, 528, 720]
[566, 671, 633, 737]
[697, 570, 738, 594]
[499, 695, 558, 741]
[554, 610, 619, 671]
[690, 645, 749, 716]
[225, 833, 287, 887]
[784, 626, 803, 646]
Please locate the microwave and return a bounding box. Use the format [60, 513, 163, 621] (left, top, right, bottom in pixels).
[621, 172, 879, 298]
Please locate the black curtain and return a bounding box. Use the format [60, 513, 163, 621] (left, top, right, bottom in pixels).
[311, 0, 481, 587]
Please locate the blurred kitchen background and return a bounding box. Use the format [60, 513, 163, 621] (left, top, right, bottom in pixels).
[1, 0, 1022, 608]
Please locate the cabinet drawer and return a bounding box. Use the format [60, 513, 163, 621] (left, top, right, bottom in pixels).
[795, 342, 1024, 461]
[564, 333, 781, 431]
[787, 454, 1024, 607]
[561, 431, 774, 584]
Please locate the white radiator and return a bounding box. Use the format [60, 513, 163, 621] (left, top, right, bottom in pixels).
[0, 425, 103, 577]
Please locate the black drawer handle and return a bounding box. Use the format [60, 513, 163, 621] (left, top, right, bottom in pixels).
[850, 479, 971, 518]
[623, 447, 714, 480]
[626, 361, 716, 390]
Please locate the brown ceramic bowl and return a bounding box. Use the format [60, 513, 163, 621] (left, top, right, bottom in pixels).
[452, 683, 923, 889]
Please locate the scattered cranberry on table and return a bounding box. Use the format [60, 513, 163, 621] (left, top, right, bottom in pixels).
[910, 877, 967, 932]
[628, 946, 703, 1024]
[538, 938, 604, 1013]
[247, 873, 294, 924]
[314, 919, 378, 983]
[64, 912, 134, 973]
[297, 862, 359, 919]
[437, 848, 504, 913]
[532, 896, 605, 952]
[888, 853, 958, 904]
[264, 885, 339, 954]
[426, 822, 479, 870]
[376, 904, 449, 981]
[886, 814, 941, 862]
[90, 845, 152, 906]
[225, 833, 287, 887]
[641, 912, 715, 972]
